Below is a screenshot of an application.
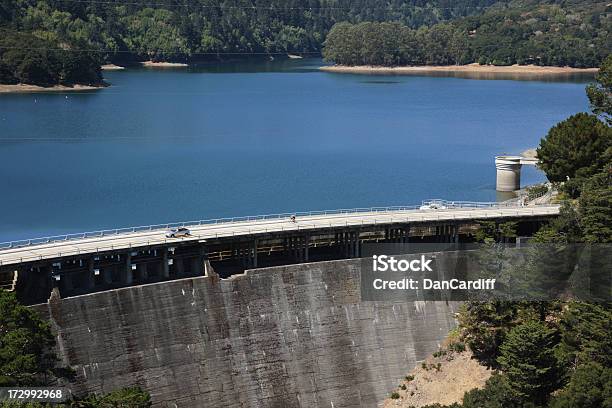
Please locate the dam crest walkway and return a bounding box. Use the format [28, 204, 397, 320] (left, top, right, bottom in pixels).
[0, 200, 559, 267]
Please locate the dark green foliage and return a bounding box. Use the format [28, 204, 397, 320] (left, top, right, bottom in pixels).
[587, 54, 612, 123]
[536, 113, 611, 185]
[0, 30, 102, 86]
[549, 362, 612, 408]
[526, 184, 548, 201]
[497, 320, 560, 404]
[458, 301, 521, 366]
[0, 0, 505, 86]
[461, 374, 522, 408]
[579, 168, 612, 243]
[122, 8, 190, 62]
[449, 341, 466, 353]
[557, 302, 612, 369]
[74, 387, 151, 407]
[322, 1, 610, 67]
[0, 290, 55, 386]
[473, 220, 517, 244]
[1, 0, 609, 84]
[532, 202, 583, 244]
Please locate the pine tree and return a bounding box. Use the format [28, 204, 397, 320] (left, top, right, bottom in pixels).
[497, 320, 560, 404]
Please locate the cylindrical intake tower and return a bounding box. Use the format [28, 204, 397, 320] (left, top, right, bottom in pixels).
[495, 156, 522, 192]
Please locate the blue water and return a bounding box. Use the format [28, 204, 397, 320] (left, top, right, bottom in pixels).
[0, 58, 593, 241]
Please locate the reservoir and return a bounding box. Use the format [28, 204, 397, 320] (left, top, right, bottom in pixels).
[0, 58, 593, 241]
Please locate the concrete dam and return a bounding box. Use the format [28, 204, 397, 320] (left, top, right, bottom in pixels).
[34, 259, 459, 408]
[5, 202, 558, 407]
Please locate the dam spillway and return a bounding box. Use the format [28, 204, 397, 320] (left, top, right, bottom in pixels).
[33, 259, 459, 408]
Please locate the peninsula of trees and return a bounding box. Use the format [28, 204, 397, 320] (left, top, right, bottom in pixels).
[1, 0, 610, 87]
[323, 1, 610, 68]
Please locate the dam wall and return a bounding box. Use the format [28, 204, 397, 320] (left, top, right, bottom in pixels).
[34, 259, 459, 407]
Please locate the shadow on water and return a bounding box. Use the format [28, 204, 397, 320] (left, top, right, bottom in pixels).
[342, 70, 596, 83]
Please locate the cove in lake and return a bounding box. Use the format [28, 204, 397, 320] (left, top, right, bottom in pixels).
[0, 58, 594, 241]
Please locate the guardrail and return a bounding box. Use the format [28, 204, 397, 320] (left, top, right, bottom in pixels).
[0, 199, 551, 251]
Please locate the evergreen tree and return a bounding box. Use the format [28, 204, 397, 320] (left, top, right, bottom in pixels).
[586, 54, 612, 124]
[536, 113, 611, 186]
[497, 320, 560, 405]
[549, 362, 612, 408]
[0, 290, 56, 386]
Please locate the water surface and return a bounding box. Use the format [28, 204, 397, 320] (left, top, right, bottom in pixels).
[0, 58, 593, 241]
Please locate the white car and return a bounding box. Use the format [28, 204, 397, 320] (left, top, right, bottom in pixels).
[165, 227, 191, 238]
[419, 202, 447, 210]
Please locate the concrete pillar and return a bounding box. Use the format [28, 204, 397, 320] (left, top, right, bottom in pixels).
[345, 232, 350, 257]
[252, 240, 258, 268]
[125, 253, 133, 285]
[162, 248, 169, 278]
[140, 263, 148, 281]
[303, 235, 309, 262]
[104, 267, 113, 286]
[495, 156, 522, 192]
[86, 258, 95, 290]
[176, 257, 185, 277]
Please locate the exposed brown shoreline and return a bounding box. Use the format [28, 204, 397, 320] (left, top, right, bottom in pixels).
[0, 83, 106, 93]
[141, 61, 189, 68]
[101, 63, 125, 70]
[320, 63, 599, 76]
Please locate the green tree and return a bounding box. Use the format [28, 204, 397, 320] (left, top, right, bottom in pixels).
[557, 302, 612, 369]
[0, 290, 56, 386]
[536, 113, 611, 185]
[586, 54, 612, 124]
[549, 362, 612, 408]
[579, 168, 612, 243]
[461, 374, 522, 408]
[497, 320, 560, 405]
[532, 202, 583, 244]
[458, 301, 520, 366]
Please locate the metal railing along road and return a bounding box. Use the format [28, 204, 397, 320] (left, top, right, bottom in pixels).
[0, 199, 555, 252]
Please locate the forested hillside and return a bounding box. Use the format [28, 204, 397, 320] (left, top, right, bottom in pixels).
[0, 0, 505, 86]
[1, 0, 609, 86]
[323, 0, 611, 67]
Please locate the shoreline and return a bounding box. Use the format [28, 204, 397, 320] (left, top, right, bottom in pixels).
[320, 63, 599, 76]
[0, 83, 106, 94]
[141, 61, 189, 68]
[101, 64, 125, 71]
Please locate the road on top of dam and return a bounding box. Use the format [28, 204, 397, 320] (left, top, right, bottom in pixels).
[0, 204, 560, 266]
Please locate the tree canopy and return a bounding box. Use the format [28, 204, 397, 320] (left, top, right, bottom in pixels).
[1, 0, 610, 85]
[536, 113, 611, 184]
[587, 54, 612, 124]
[323, 1, 610, 67]
[0, 290, 55, 386]
[497, 320, 560, 404]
